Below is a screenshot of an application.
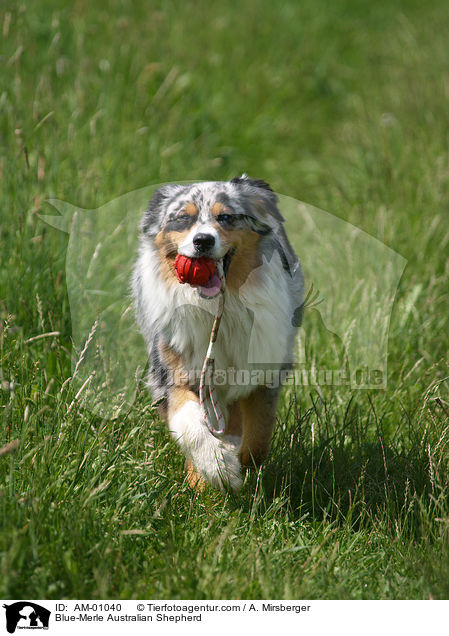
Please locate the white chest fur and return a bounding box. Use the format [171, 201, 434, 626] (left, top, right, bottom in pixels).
[135, 247, 293, 404]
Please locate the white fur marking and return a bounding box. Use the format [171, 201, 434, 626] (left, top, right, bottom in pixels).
[179, 223, 223, 259]
[169, 400, 242, 491]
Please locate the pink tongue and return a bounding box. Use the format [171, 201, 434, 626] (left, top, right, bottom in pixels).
[198, 273, 222, 298]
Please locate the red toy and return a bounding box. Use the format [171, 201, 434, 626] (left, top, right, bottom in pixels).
[174, 255, 216, 286]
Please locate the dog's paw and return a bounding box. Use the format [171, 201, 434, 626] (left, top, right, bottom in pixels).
[169, 400, 242, 492]
[196, 437, 243, 492]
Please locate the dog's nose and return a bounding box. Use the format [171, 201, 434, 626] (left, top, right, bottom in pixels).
[193, 233, 215, 252]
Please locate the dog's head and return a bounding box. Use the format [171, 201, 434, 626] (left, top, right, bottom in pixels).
[141, 175, 296, 295]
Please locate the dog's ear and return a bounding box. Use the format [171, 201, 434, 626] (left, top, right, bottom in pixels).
[231, 175, 300, 277]
[230, 174, 274, 194]
[141, 184, 182, 236]
[230, 174, 285, 232]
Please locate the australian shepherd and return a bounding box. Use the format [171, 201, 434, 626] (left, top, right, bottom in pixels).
[132, 175, 303, 491]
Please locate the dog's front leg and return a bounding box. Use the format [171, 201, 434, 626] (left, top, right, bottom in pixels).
[167, 386, 242, 492]
[238, 386, 280, 468]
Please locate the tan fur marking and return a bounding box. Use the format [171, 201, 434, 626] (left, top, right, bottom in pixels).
[219, 229, 262, 291]
[154, 227, 195, 287]
[185, 458, 207, 491]
[160, 343, 188, 384]
[211, 201, 227, 216]
[185, 202, 198, 216]
[168, 385, 198, 415]
[238, 387, 279, 467]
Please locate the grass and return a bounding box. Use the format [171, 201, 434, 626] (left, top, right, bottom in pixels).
[1, 0, 449, 599]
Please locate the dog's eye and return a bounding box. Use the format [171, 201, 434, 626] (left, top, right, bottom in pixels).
[217, 214, 234, 226]
[164, 213, 196, 232]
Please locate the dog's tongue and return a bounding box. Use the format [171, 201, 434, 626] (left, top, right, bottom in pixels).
[198, 272, 222, 298]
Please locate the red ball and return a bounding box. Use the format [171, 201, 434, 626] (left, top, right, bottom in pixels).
[174, 255, 216, 286]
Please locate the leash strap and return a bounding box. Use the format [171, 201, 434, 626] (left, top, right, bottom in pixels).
[199, 261, 226, 436]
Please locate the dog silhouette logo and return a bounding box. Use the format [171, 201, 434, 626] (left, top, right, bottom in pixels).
[3, 602, 50, 634]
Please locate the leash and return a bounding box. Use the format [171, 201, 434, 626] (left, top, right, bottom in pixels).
[199, 260, 226, 436]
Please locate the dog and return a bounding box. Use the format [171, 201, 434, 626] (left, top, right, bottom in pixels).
[132, 175, 303, 491]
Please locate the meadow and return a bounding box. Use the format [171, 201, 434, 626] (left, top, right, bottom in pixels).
[1, 0, 449, 599]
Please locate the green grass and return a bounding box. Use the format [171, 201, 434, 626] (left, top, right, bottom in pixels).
[1, 0, 449, 599]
